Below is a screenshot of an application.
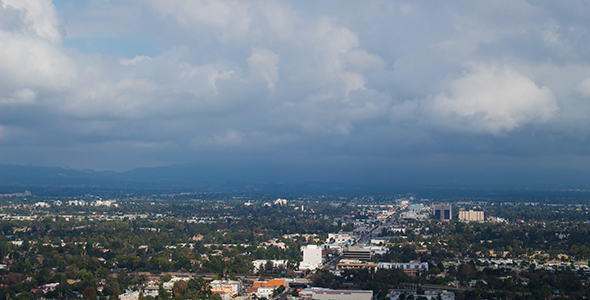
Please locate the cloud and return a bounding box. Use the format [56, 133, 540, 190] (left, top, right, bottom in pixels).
[248, 48, 279, 90]
[577, 77, 590, 97]
[392, 65, 559, 135]
[0, 1, 75, 91]
[2, 0, 64, 44]
[119, 55, 151, 66]
[206, 130, 242, 146]
[0, 88, 37, 105]
[1, 0, 590, 177]
[146, 0, 253, 42]
[340, 49, 386, 73]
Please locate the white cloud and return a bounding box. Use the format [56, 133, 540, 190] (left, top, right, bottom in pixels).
[119, 56, 151, 66]
[392, 65, 559, 134]
[0, 88, 37, 105]
[262, 3, 296, 41]
[340, 49, 386, 73]
[180, 63, 236, 94]
[61, 78, 158, 118]
[577, 77, 590, 97]
[146, 0, 252, 42]
[0, 32, 76, 90]
[2, 0, 63, 44]
[0, 1, 75, 90]
[248, 48, 279, 90]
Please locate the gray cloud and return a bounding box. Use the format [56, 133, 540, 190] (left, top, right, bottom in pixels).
[1, 0, 590, 186]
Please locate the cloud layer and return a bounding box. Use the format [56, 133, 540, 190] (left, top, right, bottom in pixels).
[1, 0, 590, 185]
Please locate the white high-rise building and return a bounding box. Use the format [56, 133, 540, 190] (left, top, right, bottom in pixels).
[300, 245, 323, 270]
[459, 210, 484, 222]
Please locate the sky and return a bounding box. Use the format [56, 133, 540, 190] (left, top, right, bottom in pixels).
[1, 0, 590, 187]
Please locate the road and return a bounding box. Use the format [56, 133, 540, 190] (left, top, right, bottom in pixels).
[358, 213, 398, 246]
[322, 253, 343, 270]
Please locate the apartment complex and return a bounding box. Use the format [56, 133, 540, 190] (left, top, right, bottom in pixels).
[459, 210, 485, 222]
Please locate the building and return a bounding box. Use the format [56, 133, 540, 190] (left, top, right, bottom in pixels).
[253, 278, 289, 288]
[370, 237, 390, 245]
[327, 233, 356, 244]
[209, 280, 243, 298]
[433, 205, 452, 221]
[378, 261, 429, 276]
[247, 286, 274, 299]
[213, 291, 230, 300]
[459, 210, 484, 222]
[300, 245, 323, 270]
[336, 260, 377, 271]
[401, 212, 429, 220]
[299, 287, 373, 300]
[252, 259, 287, 272]
[342, 249, 371, 261]
[408, 204, 424, 211]
[141, 285, 160, 297]
[388, 289, 455, 300]
[0, 190, 31, 197]
[274, 198, 287, 205]
[119, 290, 139, 300]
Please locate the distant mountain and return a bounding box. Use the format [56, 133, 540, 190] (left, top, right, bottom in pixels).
[2, 163, 590, 197]
[0, 164, 114, 186]
[0, 163, 207, 188]
[0, 163, 375, 194]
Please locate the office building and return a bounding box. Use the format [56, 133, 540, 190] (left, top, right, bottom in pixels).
[300, 245, 323, 270]
[342, 249, 371, 261]
[433, 205, 452, 221]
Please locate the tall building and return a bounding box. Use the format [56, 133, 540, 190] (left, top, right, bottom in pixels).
[300, 245, 323, 270]
[459, 210, 484, 222]
[433, 205, 452, 221]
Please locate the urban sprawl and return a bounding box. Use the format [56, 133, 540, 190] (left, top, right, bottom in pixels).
[1, 191, 590, 299]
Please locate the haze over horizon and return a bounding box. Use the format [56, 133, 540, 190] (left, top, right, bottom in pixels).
[1, 1, 590, 187]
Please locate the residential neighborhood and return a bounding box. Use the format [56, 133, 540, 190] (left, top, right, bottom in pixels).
[1, 191, 589, 299]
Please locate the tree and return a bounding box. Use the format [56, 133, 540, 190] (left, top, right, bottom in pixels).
[173, 280, 188, 297]
[158, 257, 171, 272]
[417, 285, 424, 295]
[97, 267, 109, 279]
[273, 285, 286, 297]
[187, 277, 212, 299]
[103, 277, 121, 298]
[158, 285, 171, 300]
[458, 263, 476, 282]
[82, 287, 97, 299]
[264, 260, 274, 273]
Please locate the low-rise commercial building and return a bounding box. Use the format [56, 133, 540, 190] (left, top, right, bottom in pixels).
[299, 287, 373, 300]
[210, 280, 243, 298]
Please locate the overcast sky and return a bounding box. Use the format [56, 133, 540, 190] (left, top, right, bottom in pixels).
[2, 0, 590, 186]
